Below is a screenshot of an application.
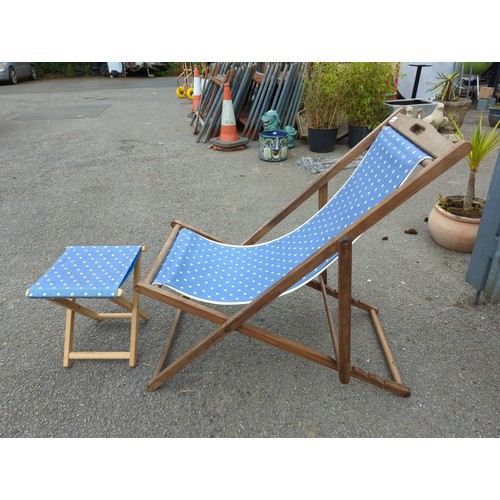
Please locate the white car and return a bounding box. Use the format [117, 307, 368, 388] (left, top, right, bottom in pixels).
[0, 62, 37, 84]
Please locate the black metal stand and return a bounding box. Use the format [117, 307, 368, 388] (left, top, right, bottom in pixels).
[409, 64, 432, 99]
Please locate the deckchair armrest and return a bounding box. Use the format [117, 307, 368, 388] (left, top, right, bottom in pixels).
[170, 220, 228, 243]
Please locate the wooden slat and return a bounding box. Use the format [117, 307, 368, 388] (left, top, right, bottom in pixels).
[97, 312, 132, 320]
[319, 275, 339, 360]
[143, 224, 181, 285]
[50, 298, 100, 321]
[369, 309, 402, 384]
[109, 296, 149, 320]
[170, 219, 228, 243]
[306, 280, 378, 313]
[154, 308, 183, 375]
[69, 352, 130, 360]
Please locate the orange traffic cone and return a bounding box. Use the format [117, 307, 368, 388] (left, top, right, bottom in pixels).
[209, 83, 249, 151]
[191, 65, 202, 114]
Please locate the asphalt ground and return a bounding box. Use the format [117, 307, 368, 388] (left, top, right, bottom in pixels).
[0, 75, 497, 496]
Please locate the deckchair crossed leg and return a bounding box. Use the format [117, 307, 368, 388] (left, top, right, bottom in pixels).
[137, 235, 410, 397]
[310, 238, 406, 393]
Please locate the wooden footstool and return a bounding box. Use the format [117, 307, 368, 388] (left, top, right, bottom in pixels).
[27, 245, 149, 367]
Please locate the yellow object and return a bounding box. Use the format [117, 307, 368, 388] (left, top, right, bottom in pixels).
[176, 63, 194, 99]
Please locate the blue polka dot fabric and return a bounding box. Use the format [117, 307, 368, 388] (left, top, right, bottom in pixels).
[154, 126, 430, 305]
[28, 246, 142, 299]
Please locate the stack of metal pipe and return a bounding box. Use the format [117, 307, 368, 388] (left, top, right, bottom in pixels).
[191, 62, 307, 143]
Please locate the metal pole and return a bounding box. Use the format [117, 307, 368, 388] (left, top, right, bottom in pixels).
[242, 63, 275, 138]
[251, 62, 281, 139]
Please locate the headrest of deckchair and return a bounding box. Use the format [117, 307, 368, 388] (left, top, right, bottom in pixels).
[388, 112, 456, 158]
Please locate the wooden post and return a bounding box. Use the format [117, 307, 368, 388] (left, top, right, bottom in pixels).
[154, 308, 183, 375]
[338, 237, 352, 384]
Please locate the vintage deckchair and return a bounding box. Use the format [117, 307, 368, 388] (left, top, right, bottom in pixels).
[136, 111, 471, 397]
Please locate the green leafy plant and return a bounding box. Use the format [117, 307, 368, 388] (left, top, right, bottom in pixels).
[427, 71, 462, 102]
[451, 112, 500, 213]
[344, 62, 397, 128]
[302, 62, 349, 129]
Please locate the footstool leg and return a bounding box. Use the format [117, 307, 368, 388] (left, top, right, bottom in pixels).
[63, 301, 75, 367]
[129, 252, 143, 367]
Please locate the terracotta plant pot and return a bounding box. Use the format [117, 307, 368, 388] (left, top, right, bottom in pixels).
[427, 201, 481, 253]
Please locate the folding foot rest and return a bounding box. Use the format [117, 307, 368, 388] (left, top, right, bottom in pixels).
[27, 245, 149, 367]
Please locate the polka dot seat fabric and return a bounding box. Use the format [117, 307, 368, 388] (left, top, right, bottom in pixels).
[153, 126, 430, 305]
[28, 246, 143, 299]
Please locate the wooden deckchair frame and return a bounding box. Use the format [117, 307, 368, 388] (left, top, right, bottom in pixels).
[136, 111, 471, 397]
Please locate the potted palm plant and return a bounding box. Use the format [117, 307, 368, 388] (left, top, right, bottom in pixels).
[302, 62, 349, 152]
[344, 62, 397, 147]
[427, 71, 472, 133]
[428, 112, 500, 252]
